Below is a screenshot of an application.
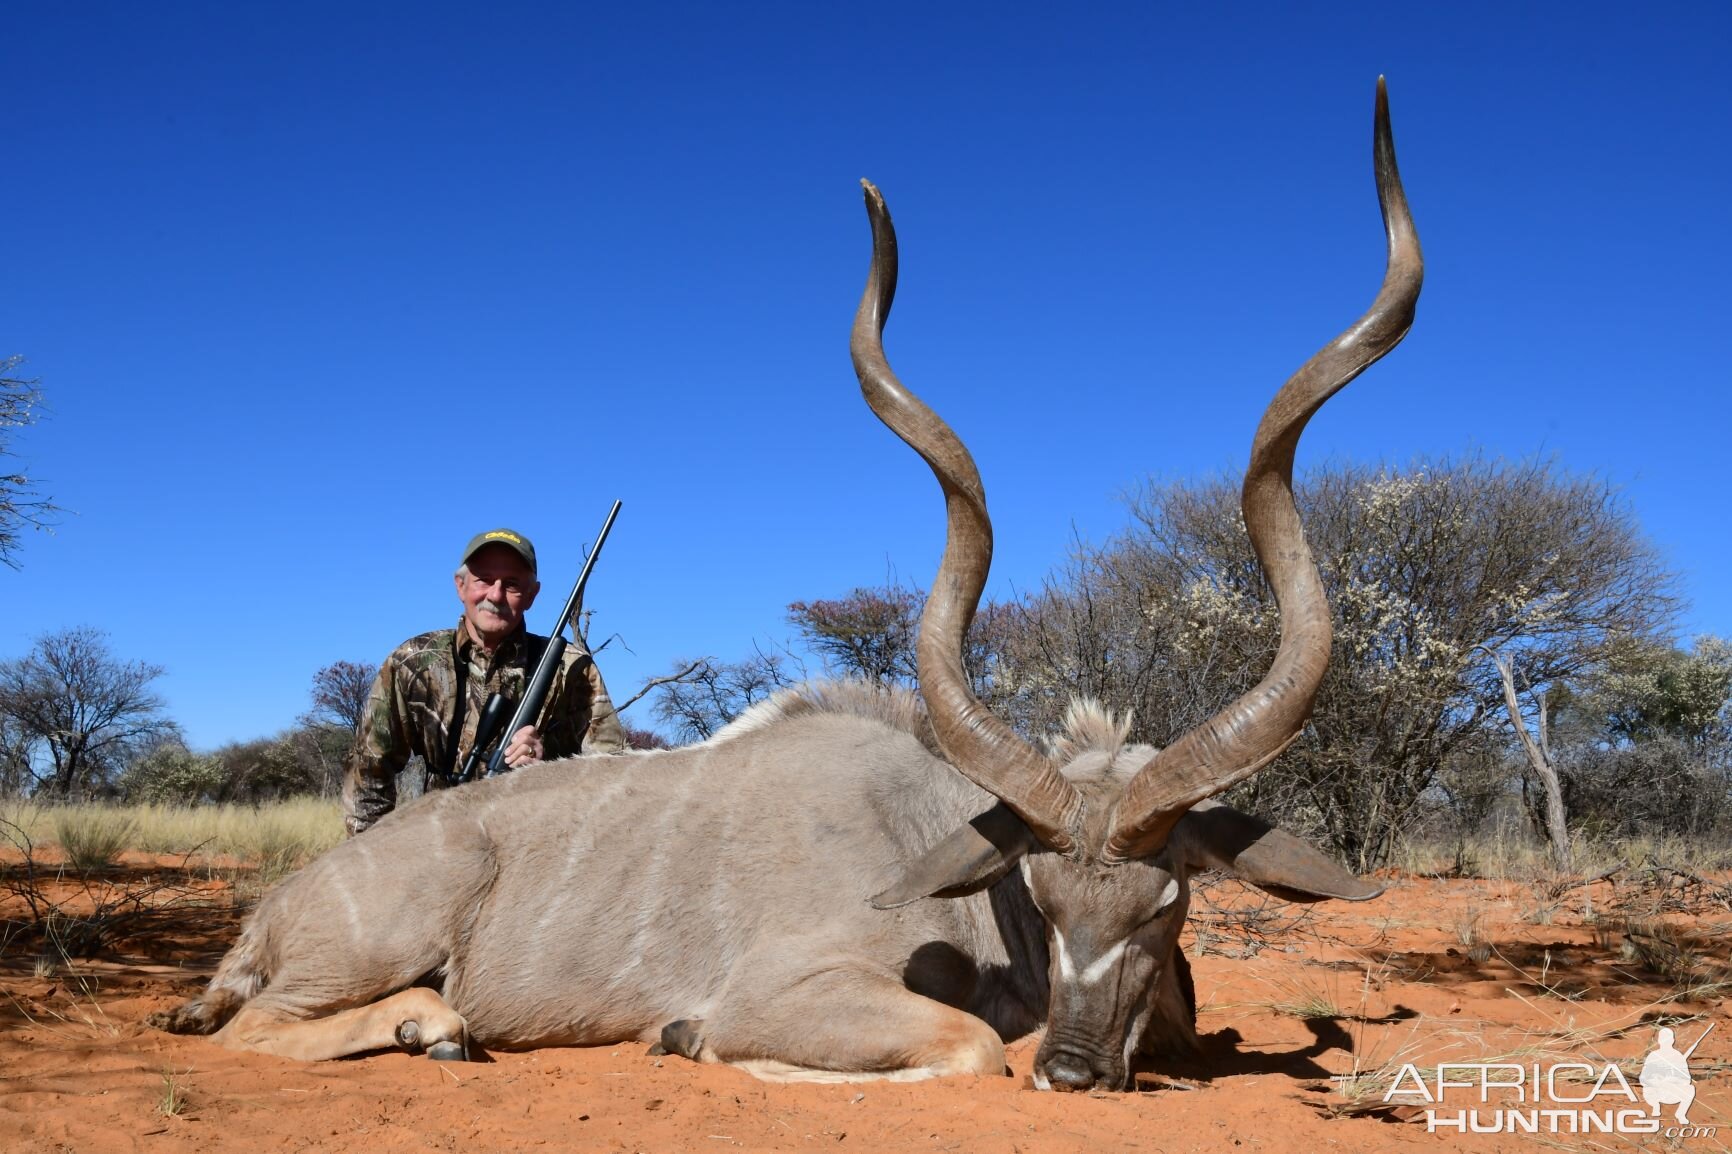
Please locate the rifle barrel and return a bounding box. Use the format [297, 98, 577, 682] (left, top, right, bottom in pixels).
[485, 500, 622, 774]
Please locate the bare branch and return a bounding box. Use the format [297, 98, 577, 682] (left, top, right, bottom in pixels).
[0, 356, 62, 568]
[616, 659, 711, 715]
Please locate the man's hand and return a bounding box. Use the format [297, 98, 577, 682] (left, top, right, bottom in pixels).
[502, 725, 545, 768]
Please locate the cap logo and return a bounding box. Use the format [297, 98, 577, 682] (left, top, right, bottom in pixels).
[483, 531, 523, 545]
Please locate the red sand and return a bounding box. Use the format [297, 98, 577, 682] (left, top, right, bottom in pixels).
[3, 862, 1726, 1152]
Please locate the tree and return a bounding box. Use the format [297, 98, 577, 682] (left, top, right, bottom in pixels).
[621, 723, 672, 750]
[295, 659, 379, 796]
[652, 591, 1022, 746]
[1491, 650, 1572, 870]
[1586, 634, 1732, 747]
[0, 714, 38, 797]
[306, 660, 377, 737]
[786, 581, 1022, 710]
[1546, 635, 1732, 840]
[210, 733, 323, 803]
[283, 722, 352, 799]
[788, 583, 922, 686]
[0, 627, 179, 798]
[652, 648, 801, 743]
[995, 457, 1678, 869]
[1, 356, 60, 567]
[119, 739, 226, 804]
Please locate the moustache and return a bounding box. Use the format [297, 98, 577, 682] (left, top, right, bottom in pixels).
[477, 600, 511, 616]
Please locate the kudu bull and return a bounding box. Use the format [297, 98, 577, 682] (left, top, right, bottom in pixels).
[153, 79, 1422, 1090]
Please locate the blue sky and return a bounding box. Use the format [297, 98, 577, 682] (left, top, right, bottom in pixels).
[6, 2, 1728, 748]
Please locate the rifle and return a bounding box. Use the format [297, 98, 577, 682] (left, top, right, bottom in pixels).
[455, 500, 623, 782]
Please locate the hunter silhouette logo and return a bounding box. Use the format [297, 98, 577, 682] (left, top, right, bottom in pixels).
[1641, 1024, 1710, 1124]
[1379, 1023, 1717, 1137]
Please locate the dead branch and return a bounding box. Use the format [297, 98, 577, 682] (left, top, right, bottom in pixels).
[1545, 867, 1622, 900]
[616, 659, 712, 716]
[1487, 648, 1573, 872]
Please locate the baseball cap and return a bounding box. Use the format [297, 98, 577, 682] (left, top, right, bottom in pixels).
[461, 528, 537, 574]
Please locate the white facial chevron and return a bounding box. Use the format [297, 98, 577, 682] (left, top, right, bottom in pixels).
[1022, 861, 1182, 987]
[1050, 879, 1180, 985]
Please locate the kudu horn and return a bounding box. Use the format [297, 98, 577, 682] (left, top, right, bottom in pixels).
[850, 179, 1087, 858]
[1103, 76, 1424, 863]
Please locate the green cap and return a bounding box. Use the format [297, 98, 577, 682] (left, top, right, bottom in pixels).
[461, 528, 537, 574]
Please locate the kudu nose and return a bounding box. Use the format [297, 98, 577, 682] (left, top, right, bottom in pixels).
[1041, 1051, 1098, 1092]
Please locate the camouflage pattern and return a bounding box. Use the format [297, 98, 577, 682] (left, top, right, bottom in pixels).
[341, 619, 626, 835]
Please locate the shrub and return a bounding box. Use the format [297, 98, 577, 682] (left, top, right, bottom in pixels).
[120, 744, 226, 805]
[53, 808, 137, 870]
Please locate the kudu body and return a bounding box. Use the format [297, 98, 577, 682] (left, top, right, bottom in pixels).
[153, 81, 1422, 1091]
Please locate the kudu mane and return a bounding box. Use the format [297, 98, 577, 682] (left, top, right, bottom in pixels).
[713, 683, 1135, 767]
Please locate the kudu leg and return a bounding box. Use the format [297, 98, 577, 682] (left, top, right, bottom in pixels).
[214, 987, 469, 1062]
[679, 970, 1007, 1083]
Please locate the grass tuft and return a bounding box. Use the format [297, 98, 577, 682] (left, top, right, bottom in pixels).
[158, 1067, 189, 1117]
[52, 809, 137, 871]
[1268, 974, 1349, 1020]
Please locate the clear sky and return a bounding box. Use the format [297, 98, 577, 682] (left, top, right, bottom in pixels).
[6, 1, 1728, 748]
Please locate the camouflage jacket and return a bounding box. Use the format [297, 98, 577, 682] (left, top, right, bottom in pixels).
[341, 619, 627, 835]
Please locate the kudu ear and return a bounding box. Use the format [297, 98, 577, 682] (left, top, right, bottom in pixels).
[870, 803, 1039, 909]
[1167, 799, 1382, 902]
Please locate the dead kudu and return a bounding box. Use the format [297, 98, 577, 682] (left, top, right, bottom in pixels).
[152, 80, 1422, 1090]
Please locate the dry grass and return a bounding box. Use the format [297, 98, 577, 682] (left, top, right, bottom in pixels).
[2, 800, 342, 961]
[1268, 974, 1351, 1020]
[1398, 829, 1732, 882]
[4, 799, 342, 871]
[53, 809, 138, 871]
[158, 1067, 190, 1117]
[1454, 903, 1492, 964]
[11, 803, 1729, 888]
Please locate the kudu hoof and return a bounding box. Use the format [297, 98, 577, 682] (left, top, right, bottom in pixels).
[657, 1018, 707, 1061]
[427, 1041, 469, 1062]
[397, 1019, 467, 1060]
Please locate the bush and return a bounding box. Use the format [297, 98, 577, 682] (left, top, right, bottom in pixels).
[1564, 737, 1730, 841]
[53, 808, 137, 870]
[120, 744, 226, 805]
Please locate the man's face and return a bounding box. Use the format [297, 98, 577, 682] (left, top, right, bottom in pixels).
[456, 544, 541, 649]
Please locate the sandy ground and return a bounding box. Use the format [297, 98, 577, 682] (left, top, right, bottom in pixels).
[2, 855, 1728, 1153]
